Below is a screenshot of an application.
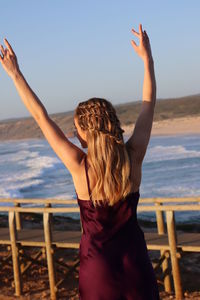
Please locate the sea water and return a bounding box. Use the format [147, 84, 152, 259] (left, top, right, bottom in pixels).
[0, 134, 199, 224]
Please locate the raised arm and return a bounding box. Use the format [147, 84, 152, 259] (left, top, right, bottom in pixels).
[126, 24, 156, 163]
[0, 39, 85, 174]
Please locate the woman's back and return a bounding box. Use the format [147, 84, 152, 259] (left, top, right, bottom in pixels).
[73, 144, 142, 202]
[76, 155, 159, 300]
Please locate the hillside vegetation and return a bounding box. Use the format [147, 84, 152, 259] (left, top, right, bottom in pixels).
[0, 94, 199, 141]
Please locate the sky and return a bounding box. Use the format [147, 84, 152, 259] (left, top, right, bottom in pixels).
[0, 1, 199, 121]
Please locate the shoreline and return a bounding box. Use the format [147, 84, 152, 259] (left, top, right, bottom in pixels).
[0, 115, 200, 143]
[122, 115, 200, 137]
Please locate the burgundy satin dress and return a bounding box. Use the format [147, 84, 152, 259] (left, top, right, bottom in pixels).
[76, 156, 160, 300]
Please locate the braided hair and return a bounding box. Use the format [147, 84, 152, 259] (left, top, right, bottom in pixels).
[75, 98, 125, 145]
[74, 98, 132, 207]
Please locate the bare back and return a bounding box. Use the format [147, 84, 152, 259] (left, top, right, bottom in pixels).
[72, 145, 142, 201]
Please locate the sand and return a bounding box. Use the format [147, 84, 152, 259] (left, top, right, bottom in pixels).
[0, 115, 200, 142]
[122, 116, 200, 137]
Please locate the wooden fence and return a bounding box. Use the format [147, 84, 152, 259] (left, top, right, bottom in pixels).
[0, 197, 200, 300]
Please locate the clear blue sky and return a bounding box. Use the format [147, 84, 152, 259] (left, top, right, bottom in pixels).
[0, 1, 199, 121]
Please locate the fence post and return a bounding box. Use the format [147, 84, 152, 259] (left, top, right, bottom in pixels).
[14, 203, 22, 230]
[9, 211, 22, 296]
[45, 203, 53, 224]
[43, 212, 57, 300]
[155, 202, 172, 292]
[166, 210, 183, 300]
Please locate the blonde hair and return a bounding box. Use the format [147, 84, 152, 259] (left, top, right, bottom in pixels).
[75, 98, 132, 207]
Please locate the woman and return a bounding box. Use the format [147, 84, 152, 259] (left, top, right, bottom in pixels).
[0, 24, 159, 299]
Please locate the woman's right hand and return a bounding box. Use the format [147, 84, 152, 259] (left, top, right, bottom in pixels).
[0, 39, 20, 79]
[131, 24, 153, 61]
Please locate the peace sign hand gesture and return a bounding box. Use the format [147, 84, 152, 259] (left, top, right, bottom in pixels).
[0, 39, 20, 79]
[131, 24, 152, 61]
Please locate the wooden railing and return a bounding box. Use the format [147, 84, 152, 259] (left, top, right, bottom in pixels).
[0, 197, 200, 300]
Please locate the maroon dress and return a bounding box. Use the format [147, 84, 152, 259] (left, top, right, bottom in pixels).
[76, 156, 160, 300]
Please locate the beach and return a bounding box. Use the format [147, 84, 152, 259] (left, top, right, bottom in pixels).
[122, 115, 200, 137]
[0, 115, 200, 142]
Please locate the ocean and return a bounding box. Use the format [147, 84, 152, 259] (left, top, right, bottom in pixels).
[0, 134, 200, 224]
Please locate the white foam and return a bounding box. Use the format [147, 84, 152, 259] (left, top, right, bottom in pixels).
[0, 150, 36, 163]
[0, 145, 60, 198]
[50, 193, 75, 200]
[0, 179, 44, 198]
[144, 145, 200, 163]
[141, 185, 200, 197]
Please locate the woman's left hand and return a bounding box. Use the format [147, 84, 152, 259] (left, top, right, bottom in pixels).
[131, 24, 152, 62]
[0, 39, 20, 79]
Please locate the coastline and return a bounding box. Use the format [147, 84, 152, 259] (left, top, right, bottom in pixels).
[0, 115, 200, 143]
[122, 115, 200, 137]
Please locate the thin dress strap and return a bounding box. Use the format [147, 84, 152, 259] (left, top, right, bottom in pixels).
[84, 155, 92, 201]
